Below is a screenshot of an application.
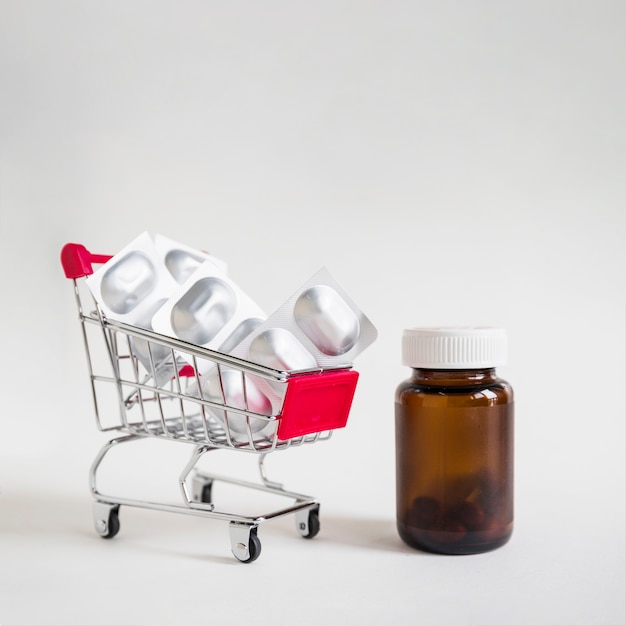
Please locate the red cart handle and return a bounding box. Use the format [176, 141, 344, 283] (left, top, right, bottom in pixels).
[61, 243, 112, 279]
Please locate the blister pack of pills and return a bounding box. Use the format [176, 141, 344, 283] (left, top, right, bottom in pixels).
[194, 367, 278, 440]
[150, 258, 266, 361]
[85, 232, 176, 324]
[193, 267, 377, 440]
[84, 233, 181, 384]
[84, 232, 377, 443]
[230, 267, 377, 369]
[85, 232, 223, 385]
[154, 233, 227, 284]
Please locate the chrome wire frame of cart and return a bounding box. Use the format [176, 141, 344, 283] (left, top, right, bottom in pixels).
[61, 243, 359, 562]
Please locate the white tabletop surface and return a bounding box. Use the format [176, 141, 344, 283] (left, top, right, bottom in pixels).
[1, 2, 624, 625]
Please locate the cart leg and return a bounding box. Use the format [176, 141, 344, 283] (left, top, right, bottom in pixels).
[90, 434, 144, 501]
[295, 504, 321, 539]
[258, 453, 283, 490]
[179, 444, 216, 511]
[229, 522, 262, 563]
[93, 501, 120, 539]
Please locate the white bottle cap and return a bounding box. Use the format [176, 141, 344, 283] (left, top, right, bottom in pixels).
[402, 327, 507, 369]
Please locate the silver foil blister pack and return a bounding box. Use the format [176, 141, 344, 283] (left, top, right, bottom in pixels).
[85, 232, 226, 385]
[231, 267, 377, 368]
[150, 258, 266, 363]
[85, 232, 377, 443]
[85, 233, 181, 385]
[154, 233, 227, 284]
[195, 267, 377, 439]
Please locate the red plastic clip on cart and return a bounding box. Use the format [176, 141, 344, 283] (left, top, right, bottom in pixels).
[61, 243, 359, 562]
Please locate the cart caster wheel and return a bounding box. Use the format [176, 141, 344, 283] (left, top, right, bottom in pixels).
[94, 502, 120, 539]
[230, 524, 262, 563]
[200, 482, 213, 504]
[296, 504, 320, 539]
[191, 475, 213, 504]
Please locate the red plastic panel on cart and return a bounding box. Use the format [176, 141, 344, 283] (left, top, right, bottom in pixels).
[277, 369, 359, 440]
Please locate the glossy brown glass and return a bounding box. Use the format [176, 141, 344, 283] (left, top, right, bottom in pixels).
[395, 368, 514, 554]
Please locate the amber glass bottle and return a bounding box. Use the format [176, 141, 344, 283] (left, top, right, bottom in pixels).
[395, 328, 514, 555]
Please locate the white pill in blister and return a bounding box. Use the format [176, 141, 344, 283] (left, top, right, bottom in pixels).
[248, 328, 317, 371]
[205, 368, 272, 433]
[164, 249, 206, 284]
[294, 285, 360, 356]
[170, 277, 236, 344]
[219, 318, 264, 354]
[131, 298, 170, 365]
[100, 251, 157, 314]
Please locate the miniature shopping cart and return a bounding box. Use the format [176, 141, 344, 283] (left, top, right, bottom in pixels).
[61, 243, 359, 563]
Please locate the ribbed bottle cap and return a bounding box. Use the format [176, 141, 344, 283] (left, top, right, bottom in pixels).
[402, 327, 507, 369]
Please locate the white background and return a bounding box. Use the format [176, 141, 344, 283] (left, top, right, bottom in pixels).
[1, 2, 625, 625]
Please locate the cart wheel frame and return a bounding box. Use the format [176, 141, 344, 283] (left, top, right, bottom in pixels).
[191, 474, 214, 505]
[296, 504, 321, 539]
[229, 523, 262, 563]
[200, 482, 213, 504]
[93, 502, 120, 539]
